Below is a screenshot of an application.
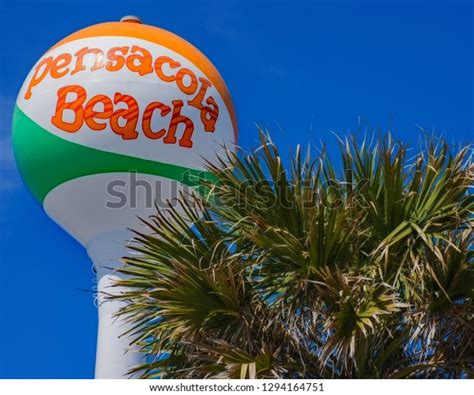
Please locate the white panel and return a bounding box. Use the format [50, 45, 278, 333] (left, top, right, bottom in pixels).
[43, 173, 192, 246]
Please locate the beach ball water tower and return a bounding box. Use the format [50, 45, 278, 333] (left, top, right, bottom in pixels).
[12, 16, 237, 378]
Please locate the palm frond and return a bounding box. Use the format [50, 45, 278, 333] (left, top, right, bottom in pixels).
[112, 130, 473, 378]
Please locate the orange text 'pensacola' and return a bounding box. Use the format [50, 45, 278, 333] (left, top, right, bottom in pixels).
[24, 45, 220, 148]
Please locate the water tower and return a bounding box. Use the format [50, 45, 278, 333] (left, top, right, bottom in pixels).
[12, 16, 237, 378]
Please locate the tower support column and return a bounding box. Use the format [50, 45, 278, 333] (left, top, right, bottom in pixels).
[86, 230, 143, 379]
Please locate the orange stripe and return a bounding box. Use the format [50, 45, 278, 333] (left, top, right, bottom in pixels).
[48, 22, 238, 143]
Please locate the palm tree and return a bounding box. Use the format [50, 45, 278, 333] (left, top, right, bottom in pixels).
[113, 131, 473, 378]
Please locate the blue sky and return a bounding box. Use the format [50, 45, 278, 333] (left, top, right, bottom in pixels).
[0, 0, 472, 378]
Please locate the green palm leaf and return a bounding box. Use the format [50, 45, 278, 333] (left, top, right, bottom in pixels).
[111, 131, 473, 378]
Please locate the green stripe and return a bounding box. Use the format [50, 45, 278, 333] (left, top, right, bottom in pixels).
[12, 105, 213, 203]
